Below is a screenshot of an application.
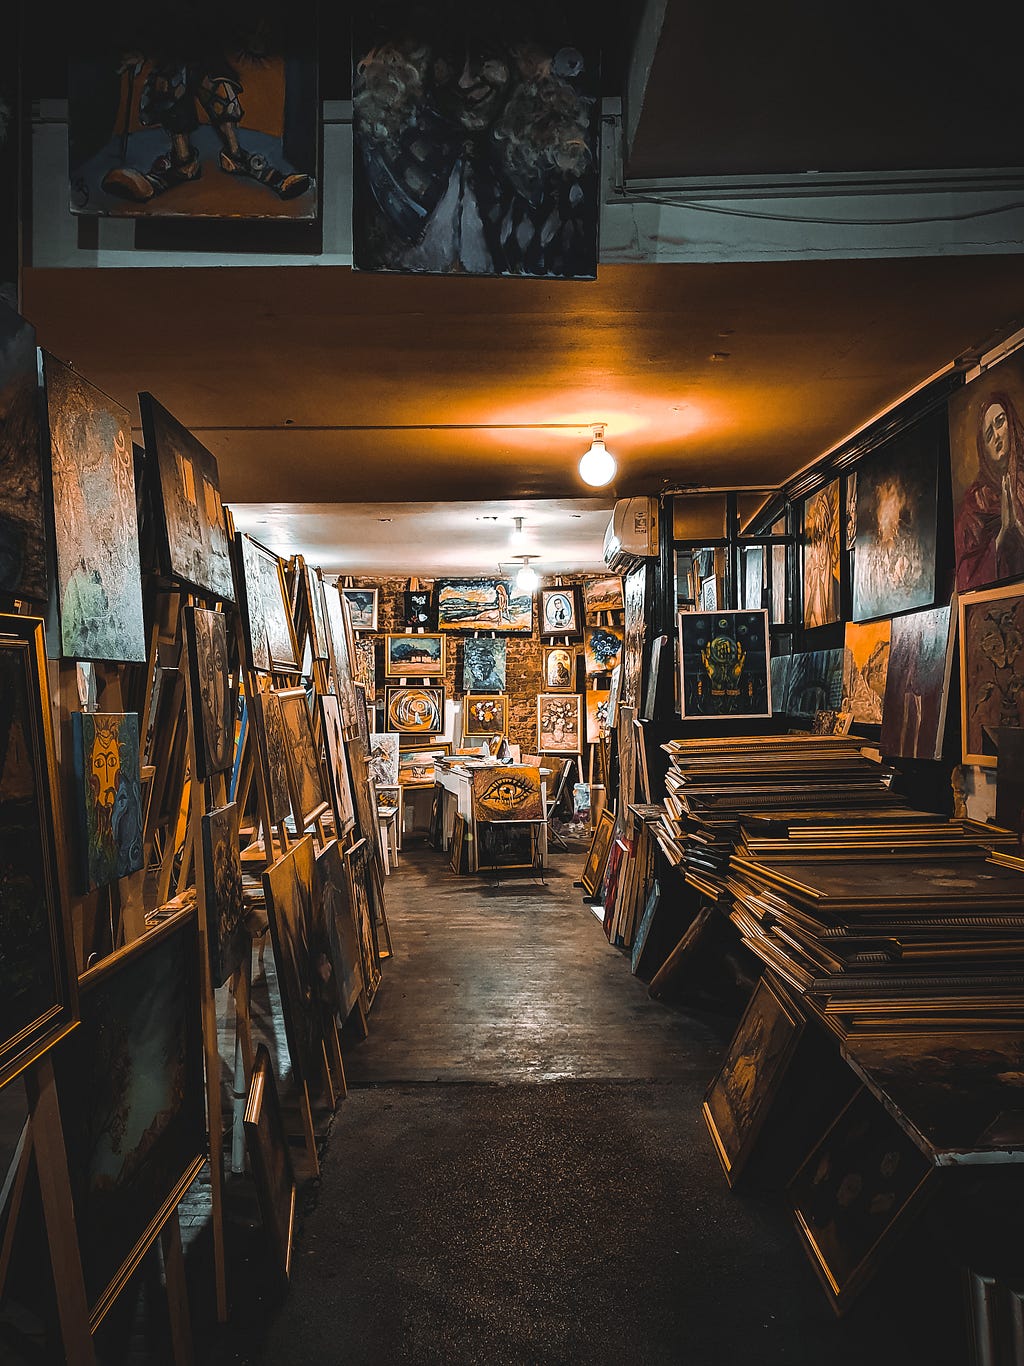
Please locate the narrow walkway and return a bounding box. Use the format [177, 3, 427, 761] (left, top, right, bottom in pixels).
[197, 846, 964, 1366]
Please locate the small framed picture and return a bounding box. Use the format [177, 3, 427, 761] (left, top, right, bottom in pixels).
[539, 587, 581, 638]
[542, 644, 576, 692]
[384, 632, 446, 678]
[384, 684, 445, 735]
[464, 693, 508, 737]
[402, 589, 435, 628]
[342, 587, 379, 632]
[537, 692, 582, 753]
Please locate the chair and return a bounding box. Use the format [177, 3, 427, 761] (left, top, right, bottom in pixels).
[544, 758, 574, 850]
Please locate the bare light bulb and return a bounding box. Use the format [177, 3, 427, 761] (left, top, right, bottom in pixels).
[509, 516, 526, 547]
[579, 435, 617, 488]
[515, 560, 539, 592]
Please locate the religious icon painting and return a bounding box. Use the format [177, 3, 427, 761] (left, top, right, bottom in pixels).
[42, 353, 146, 663]
[436, 578, 533, 634]
[0, 303, 48, 603]
[384, 633, 446, 678]
[584, 624, 624, 676]
[71, 711, 145, 892]
[342, 588, 379, 632]
[677, 610, 771, 720]
[464, 693, 508, 738]
[537, 692, 582, 753]
[583, 575, 624, 615]
[385, 684, 445, 735]
[462, 637, 506, 692]
[802, 479, 841, 629]
[543, 645, 576, 692]
[472, 765, 544, 824]
[539, 587, 581, 638]
[201, 802, 247, 988]
[183, 606, 235, 780]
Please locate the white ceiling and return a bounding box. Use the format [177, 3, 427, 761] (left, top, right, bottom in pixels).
[226, 498, 615, 577]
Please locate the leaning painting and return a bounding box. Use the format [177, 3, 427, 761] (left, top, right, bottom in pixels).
[879, 604, 953, 761]
[842, 620, 891, 726]
[201, 802, 248, 988]
[71, 712, 145, 891]
[183, 606, 234, 780]
[959, 582, 1024, 766]
[0, 303, 47, 603]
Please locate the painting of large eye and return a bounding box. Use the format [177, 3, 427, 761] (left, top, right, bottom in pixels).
[479, 776, 533, 810]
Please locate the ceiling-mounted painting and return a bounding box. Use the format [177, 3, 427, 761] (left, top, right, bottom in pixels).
[802, 479, 841, 629]
[0, 303, 47, 603]
[436, 579, 533, 635]
[351, 2, 601, 279]
[67, 4, 317, 219]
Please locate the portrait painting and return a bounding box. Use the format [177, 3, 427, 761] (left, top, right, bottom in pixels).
[403, 589, 435, 628]
[67, 4, 317, 220]
[200, 802, 247, 988]
[43, 353, 146, 663]
[959, 583, 1024, 766]
[261, 835, 325, 1091]
[464, 693, 507, 737]
[248, 689, 291, 826]
[472, 765, 544, 823]
[436, 578, 533, 634]
[276, 687, 328, 829]
[342, 587, 378, 632]
[368, 732, 400, 787]
[703, 974, 804, 1186]
[0, 617, 78, 1090]
[851, 418, 940, 622]
[139, 392, 234, 604]
[235, 533, 299, 673]
[352, 2, 600, 279]
[539, 587, 580, 638]
[543, 645, 575, 692]
[385, 684, 444, 734]
[583, 576, 623, 616]
[950, 346, 1024, 592]
[786, 648, 844, 719]
[384, 632, 446, 678]
[344, 836, 382, 1006]
[802, 479, 841, 629]
[243, 1044, 297, 1284]
[584, 623, 623, 676]
[620, 564, 647, 709]
[354, 637, 377, 694]
[319, 693, 356, 834]
[585, 687, 611, 744]
[880, 604, 954, 761]
[314, 840, 364, 1023]
[537, 692, 582, 753]
[71, 711, 145, 892]
[183, 606, 234, 780]
[677, 610, 771, 720]
[462, 637, 506, 692]
[842, 620, 891, 726]
[0, 303, 47, 602]
[53, 908, 205, 1326]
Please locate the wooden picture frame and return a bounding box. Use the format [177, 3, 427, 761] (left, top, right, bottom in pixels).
[436, 578, 533, 634]
[342, 587, 379, 632]
[464, 693, 508, 738]
[344, 836, 382, 1006]
[462, 637, 507, 692]
[71, 711, 145, 892]
[384, 632, 446, 678]
[583, 575, 624, 615]
[537, 692, 583, 753]
[244, 1043, 298, 1284]
[201, 801, 248, 988]
[384, 684, 445, 735]
[539, 586, 581, 638]
[581, 808, 614, 897]
[235, 533, 301, 674]
[677, 609, 772, 719]
[542, 644, 576, 692]
[319, 693, 356, 835]
[958, 582, 1024, 766]
[247, 689, 292, 827]
[182, 605, 235, 781]
[303, 563, 331, 662]
[402, 588, 435, 628]
[276, 687, 330, 830]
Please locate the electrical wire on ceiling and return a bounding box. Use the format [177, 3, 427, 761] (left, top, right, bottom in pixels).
[612, 189, 1024, 229]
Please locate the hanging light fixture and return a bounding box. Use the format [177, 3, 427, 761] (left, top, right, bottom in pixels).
[509, 516, 526, 547]
[578, 424, 617, 488]
[515, 555, 539, 592]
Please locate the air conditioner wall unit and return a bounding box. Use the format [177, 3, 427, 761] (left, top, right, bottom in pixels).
[603, 496, 659, 572]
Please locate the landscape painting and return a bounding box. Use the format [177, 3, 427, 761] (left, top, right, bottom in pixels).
[677, 611, 771, 719]
[462, 637, 506, 692]
[584, 624, 624, 676]
[802, 479, 841, 629]
[277, 687, 328, 829]
[843, 620, 891, 726]
[464, 694, 507, 738]
[880, 604, 954, 760]
[183, 606, 234, 780]
[384, 633, 446, 678]
[342, 588, 378, 632]
[71, 712, 145, 891]
[959, 583, 1024, 766]
[0, 303, 47, 602]
[539, 588, 580, 638]
[201, 802, 247, 987]
[385, 685, 444, 735]
[537, 693, 582, 753]
[44, 353, 146, 663]
[436, 579, 533, 634]
[583, 575, 624, 615]
[262, 836, 325, 1091]
[472, 765, 544, 823]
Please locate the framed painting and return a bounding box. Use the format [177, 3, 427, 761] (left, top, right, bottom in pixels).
[703, 974, 805, 1187]
[583, 575, 623, 615]
[182, 606, 235, 780]
[0, 303, 47, 602]
[385, 684, 445, 735]
[436, 578, 533, 634]
[71, 712, 145, 891]
[959, 582, 1024, 766]
[398, 745, 450, 784]
[537, 692, 582, 753]
[53, 907, 206, 1329]
[677, 610, 771, 719]
[803, 478, 841, 629]
[247, 689, 291, 827]
[354, 638, 377, 694]
[851, 417, 939, 622]
[462, 637, 506, 693]
[200, 802, 247, 988]
[464, 693, 508, 738]
[261, 835, 324, 1089]
[244, 1044, 297, 1285]
[402, 589, 435, 628]
[68, 7, 318, 221]
[472, 765, 544, 823]
[584, 624, 624, 676]
[344, 836, 382, 1007]
[631, 880, 661, 977]
[449, 813, 466, 874]
[234, 533, 299, 674]
[543, 645, 576, 692]
[138, 392, 234, 604]
[384, 632, 446, 678]
[585, 687, 611, 744]
[949, 346, 1024, 592]
[342, 587, 378, 632]
[319, 579, 361, 735]
[581, 809, 614, 897]
[539, 587, 581, 638]
[314, 839, 364, 1022]
[368, 732, 400, 787]
[620, 564, 647, 710]
[319, 693, 356, 835]
[699, 576, 718, 612]
[0, 615, 78, 1090]
[880, 604, 954, 760]
[276, 687, 329, 829]
[842, 620, 891, 726]
[303, 564, 330, 662]
[43, 353, 146, 663]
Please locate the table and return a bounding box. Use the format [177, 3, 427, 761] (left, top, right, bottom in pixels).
[435, 764, 550, 871]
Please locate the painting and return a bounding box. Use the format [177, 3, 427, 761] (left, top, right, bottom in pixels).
[770, 516, 787, 625]
[539, 587, 580, 638]
[769, 655, 791, 714]
[842, 620, 891, 726]
[462, 637, 506, 692]
[583, 575, 623, 615]
[43, 353, 146, 663]
[201, 802, 247, 988]
[385, 684, 444, 735]
[0, 303, 47, 602]
[261, 835, 324, 1089]
[384, 632, 446, 678]
[537, 692, 582, 753]
[342, 587, 378, 632]
[244, 1044, 297, 1284]
[53, 908, 205, 1327]
[303, 564, 330, 661]
[344, 836, 382, 1006]
[581, 808, 614, 897]
[786, 649, 845, 719]
[71, 712, 145, 892]
[314, 840, 365, 1022]
[880, 604, 954, 760]
[235, 533, 299, 673]
[950, 346, 1024, 592]
[543, 645, 576, 692]
[403, 589, 435, 628]
[368, 732, 400, 787]
[620, 564, 647, 710]
[677, 610, 771, 719]
[584, 624, 624, 676]
[851, 421, 939, 622]
[248, 689, 291, 826]
[276, 687, 328, 829]
[703, 975, 804, 1186]
[0, 617, 78, 1090]
[742, 546, 764, 612]
[352, 3, 600, 279]
[436, 578, 533, 634]
[472, 765, 544, 823]
[398, 746, 449, 783]
[320, 578, 361, 734]
[803, 478, 841, 629]
[464, 693, 508, 738]
[631, 880, 660, 978]
[138, 392, 234, 604]
[183, 606, 234, 780]
[959, 583, 1024, 766]
[585, 687, 611, 744]
[67, 5, 317, 220]
[354, 638, 377, 694]
[476, 821, 535, 869]
[319, 693, 356, 834]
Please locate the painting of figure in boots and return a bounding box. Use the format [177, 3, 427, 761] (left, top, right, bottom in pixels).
[68, 7, 317, 218]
